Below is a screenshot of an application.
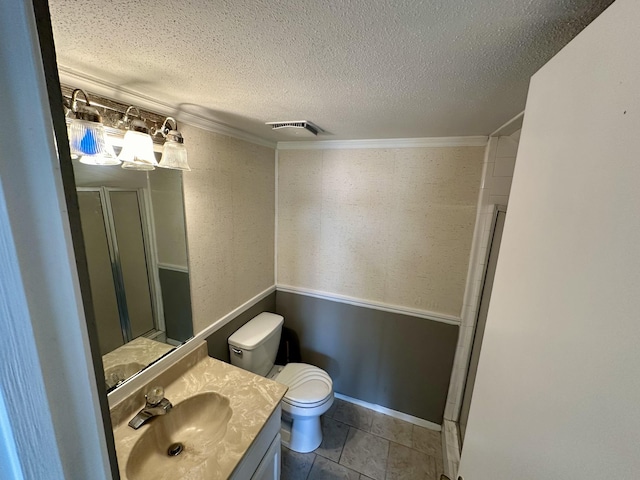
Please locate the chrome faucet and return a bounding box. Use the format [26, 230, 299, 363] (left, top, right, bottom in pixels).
[128, 386, 173, 429]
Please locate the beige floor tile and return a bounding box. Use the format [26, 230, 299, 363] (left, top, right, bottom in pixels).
[386, 442, 436, 480]
[325, 398, 342, 418]
[308, 455, 360, 480]
[369, 413, 413, 447]
[333, 402, 375, 431]
[412, 425, 442, 457]
[435, 451, 445, 478]
[339, 428, 389, 480]
[282, 447, 315, 480]
[316, 416, 350, 462]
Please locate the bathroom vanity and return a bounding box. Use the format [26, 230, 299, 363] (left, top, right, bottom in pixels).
[110, 341, 288, 479]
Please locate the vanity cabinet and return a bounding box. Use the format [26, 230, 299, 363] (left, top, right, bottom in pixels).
[110, 344, 287, 480]
[231, 405, 282, 480]
[251, 432, 281, 480]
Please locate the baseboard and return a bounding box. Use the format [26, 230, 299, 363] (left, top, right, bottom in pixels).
[442, 419, 461, 479]
[335, 393, 442, 431]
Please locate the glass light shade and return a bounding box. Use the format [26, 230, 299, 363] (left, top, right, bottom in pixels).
[118, 130, 157, 167]
[65, 126, 79, 160]
[121, 160, 155, 171]
[158, 141, 190, 171]
[68, 118, 119, 165]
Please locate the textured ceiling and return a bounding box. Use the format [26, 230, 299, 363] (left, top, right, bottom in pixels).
[48, 0, 613, 142]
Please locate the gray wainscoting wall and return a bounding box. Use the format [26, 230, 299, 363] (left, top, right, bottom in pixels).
[205, 292, 277, 362]
[275, 291, 458, 425]
[159, 267, 194, 343]
[203, 289, 457, 425]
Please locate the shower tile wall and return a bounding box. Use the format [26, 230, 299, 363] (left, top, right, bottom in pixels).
[444, 134, 519, 423]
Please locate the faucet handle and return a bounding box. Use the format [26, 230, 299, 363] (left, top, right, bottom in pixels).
[145, 386, 165, 406]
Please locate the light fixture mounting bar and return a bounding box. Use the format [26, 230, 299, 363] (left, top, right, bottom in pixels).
[61, 84, 168, 145]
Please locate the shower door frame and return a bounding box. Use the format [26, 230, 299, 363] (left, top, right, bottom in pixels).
[458, 203, 507, 447]
[77, 186, 165, 344]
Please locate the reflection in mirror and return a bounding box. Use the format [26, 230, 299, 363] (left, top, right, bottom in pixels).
[71, 103, 194, 391]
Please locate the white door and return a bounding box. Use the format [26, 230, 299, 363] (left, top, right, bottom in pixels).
[459, 1, 640, 479]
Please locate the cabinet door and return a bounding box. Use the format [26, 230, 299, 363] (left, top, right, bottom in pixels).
[251, 433, 281, 480]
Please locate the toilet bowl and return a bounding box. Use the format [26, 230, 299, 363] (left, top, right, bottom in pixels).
[228, 312, 334, 453]
[269, 363, 333, 452]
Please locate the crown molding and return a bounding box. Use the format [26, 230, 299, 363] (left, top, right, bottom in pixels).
[58, 66, 490, 152]
[277, 136, 488, 150]
[490, 111, 524, 137]
[57, 66, 277, 149]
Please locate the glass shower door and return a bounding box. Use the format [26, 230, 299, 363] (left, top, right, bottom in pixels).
[108, 190, 155, 339]
[459, 206, 506, 446]
[77, 187, 159, 355]
[77, 190, 124, 355]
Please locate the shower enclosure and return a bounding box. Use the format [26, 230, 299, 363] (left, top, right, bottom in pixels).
[77, 187, 163, 355]
[458, 205, 506, 445]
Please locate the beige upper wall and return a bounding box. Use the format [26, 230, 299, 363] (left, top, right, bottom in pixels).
[277, 146, 484, 317]
[181, 124, 275, 334]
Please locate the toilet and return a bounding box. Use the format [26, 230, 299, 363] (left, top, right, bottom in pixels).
[228, 312, 334, 453]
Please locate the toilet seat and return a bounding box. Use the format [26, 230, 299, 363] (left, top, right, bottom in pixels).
[275, 363, 333, 408]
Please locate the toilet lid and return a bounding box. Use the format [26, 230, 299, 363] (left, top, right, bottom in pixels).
[276, 363, 332, 407]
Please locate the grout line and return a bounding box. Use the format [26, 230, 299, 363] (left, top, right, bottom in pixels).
[336, 425, 351, 466]
[384, 436, 392, 478]
[366, 411, 375, 432]
[319, 400, 445, 480]
[305, 453, 317, 480]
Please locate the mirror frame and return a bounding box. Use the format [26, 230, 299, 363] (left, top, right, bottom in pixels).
[65, 90, 195, 391]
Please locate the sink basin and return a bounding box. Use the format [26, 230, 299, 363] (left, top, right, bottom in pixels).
[105, 362, 146, 389]
[125, 392, 233, 480]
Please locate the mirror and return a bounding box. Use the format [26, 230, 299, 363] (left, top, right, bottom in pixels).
[73, 145, 193, 391]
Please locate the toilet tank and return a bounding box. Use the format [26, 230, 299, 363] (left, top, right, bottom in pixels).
[228, 312, 284, 376]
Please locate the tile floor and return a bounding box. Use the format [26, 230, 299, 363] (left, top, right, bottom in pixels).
[281, 398, 445, 480]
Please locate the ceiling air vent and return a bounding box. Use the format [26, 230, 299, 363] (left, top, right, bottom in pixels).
[265, 120, 323, 137]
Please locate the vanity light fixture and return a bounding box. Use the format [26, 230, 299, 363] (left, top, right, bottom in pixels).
[67, 89, 119, 165]
[118, 106, 158, 171]
[62, 87, 191, 172]
[155, 117, 191, 171]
